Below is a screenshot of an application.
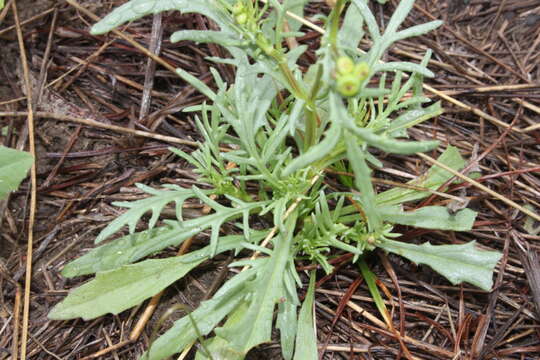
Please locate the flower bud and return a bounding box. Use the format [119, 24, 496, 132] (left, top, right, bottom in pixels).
[353, 62, 370, 81]
[235, 12, 248, 25]
[336, 56, 354, 76]
[337, 74, 360, 97]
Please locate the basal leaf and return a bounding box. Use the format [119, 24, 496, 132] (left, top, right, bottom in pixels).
[215, 217, 296, 353]
[376, 146, 466, 206]
[293, 271, 317, 360]
[379, 206, 477, 231]
[277, 296, 298, 360]
[379, 240, 502, 291]
[49, 256, 205, 320]
[0, 146, 33, 200]
[142, 266, 261, 360]
[51, 235, 248, 320]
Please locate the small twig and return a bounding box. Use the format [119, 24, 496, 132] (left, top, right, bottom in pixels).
[0, 111, 199, 146]
[12, 0, 38, 358]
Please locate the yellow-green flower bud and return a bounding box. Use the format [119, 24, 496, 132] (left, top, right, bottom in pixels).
[336, 56, 354, 76]
[353, 62, 370, 81]
[337, 74, 360, 97]
[235, 12, 248, 25]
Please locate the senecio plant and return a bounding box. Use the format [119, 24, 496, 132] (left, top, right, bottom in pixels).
[49, 0, 502, 359]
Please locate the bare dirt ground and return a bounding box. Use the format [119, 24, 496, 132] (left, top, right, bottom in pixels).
[1, 0, 540, 359]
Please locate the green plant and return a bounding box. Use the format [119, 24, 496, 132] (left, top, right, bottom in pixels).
[49, 0, 502, 359]
[0, 146, 33, 200]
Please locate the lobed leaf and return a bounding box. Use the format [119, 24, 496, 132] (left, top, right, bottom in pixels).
[376, 146, 466, 206]
[91, 0, 231, 35]
[379, 240, 502, 291]
[379, 205, 477, 231]
[95, 184, 210, 243]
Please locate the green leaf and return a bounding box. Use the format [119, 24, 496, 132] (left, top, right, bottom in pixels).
[0, 0, 4, 11]
[379, 240, 502, 291]
[176, 68, 217, 102]
[50, 235, 247, 320]
[194, 304, 248, 360]
[358, 259, 389, 325]
[331, 93, 439, 155]
[379, 206, 477, 231]
[96, 184, 208, 243]
[348, 125, 439, 154]
[49, 256, 204, 320]
[351, 0, 381, 41]
[376, 146, 465, 206]
[384, 0, 414, 35]
[0, 146, 33, 200]
[345, 131, 382, 232]
[171, 30, 244, 47]
[62, 222, 263, 277]
[339, 2, 365, 50]
[91, 0, 231, 35]
[142, 267, 260, 360]
[394, 21, 443, 42]
[215, 217, 297, 353]
[293, 271, 317, 360]
[277, 297, 298, 360]
[282, 121, 342, 176]
[373, 62, 434, 78]
[388, 102, 443, 136]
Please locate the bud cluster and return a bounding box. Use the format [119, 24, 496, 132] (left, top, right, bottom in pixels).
[335, 56, 370, 97]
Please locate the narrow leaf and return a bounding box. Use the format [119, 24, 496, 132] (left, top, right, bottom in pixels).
[142, 267, 259, 360]
[171, 30, 243, 47]
[394, 20, 443, 42]
[358, 260, 390, 325]
[351, 0, 381, 40]
[338, 2, 365, 50]
[293, 271, 317, 360]
[215, 217, 297, 353]
[282, 121, 342, 176]
[379, 240, 502, 291]
[373, 62, 434, 78]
